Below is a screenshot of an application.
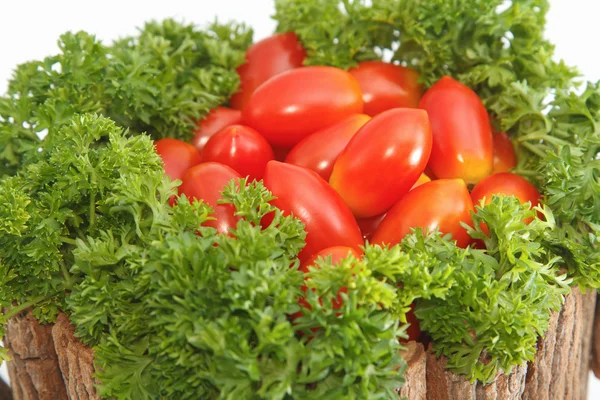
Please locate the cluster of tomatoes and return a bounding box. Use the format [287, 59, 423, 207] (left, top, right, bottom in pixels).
[155, 32, 541, 340]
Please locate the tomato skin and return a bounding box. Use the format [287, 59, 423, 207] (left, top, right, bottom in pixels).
[403, 304, 421, 343]
[492, 132, 517, 174]
[242, 66, 364, 148]
[419, 76, 493, 184]
[155, 138, 202, 181]
[330, 109, 432, 218]
[357, 213, 387, 243]
[349, 61, 423, 116]
[411, 173, 431, 190]
[285, 114, 371, 181]
[299, 246, 361, 274]
[230, 32, 306, 110]
[192, 107, 242, 153]
[262, 161, 363, 261]
[200, 125, 274, 181]
[372, 179, 474, 248]
[272, 145, 291, 162]
[179, 163, 242, 234]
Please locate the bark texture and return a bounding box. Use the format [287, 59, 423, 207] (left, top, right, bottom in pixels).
[591, 293, 600, 378]
[398, 342, 426, 400]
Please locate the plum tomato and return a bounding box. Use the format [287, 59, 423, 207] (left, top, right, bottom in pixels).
[155, 138, 202, 181]
[492, 132, 517, 174]
[192, 107, 242, 153]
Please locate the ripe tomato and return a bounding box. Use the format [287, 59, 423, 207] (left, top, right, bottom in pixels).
[411, 173, 431, 190]
[492, 132, 517, 173]
[419, 76, 493, 184]
[192, 107, 242, 153]
[262, 161, 363, 261]
[200, 125, 274, 181]
[155, 138, 202, 181]
[242, 66, 364, 148]
[230, 32, 306, 110]
[285, 114, 371, 181]
[356, 213, 387, 242]
[272, 145, 291, 162]
[179, 163, 241, 234]
[330, 109, 432, 218]
[403, 304, 421, 343]
[372, 179, 474, 248]
[348, 61, 423, 116]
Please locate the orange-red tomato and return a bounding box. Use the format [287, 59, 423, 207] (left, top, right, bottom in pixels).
[155, 138, 202, 181]
[230, 32, 306, 110]
[492, 132, 517, 173]
[403, 304, 421, 343]
[285, 114, 371, 181]
[372, 179, 474, 248]
[411, 173, 431, 190]
[192, 107, 242, 153]
[349, 61, 423, 116]
[330, 109, 432, 218]
[470, 172, 541, 231]
[179, 163, 241, 234]
[356, 213, 387, 242]
[262, 161, 363, 261]
[200, 125, 274, 181]
[242, 66, 364, 148]
[419, 76, 493, 184]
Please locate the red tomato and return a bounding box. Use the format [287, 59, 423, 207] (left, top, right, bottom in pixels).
[192, 107, 242, 153]
[299, 246, 361, 274]
[411, 173, 431, 190]
[403, 304, 421, 343]
[357, 213, 387, 242]
[155, 138, 202, 181]
[285, 114, 371, 181]
[230, 32, 306, 110]
[272, 145, 291, 162]
[470, 172, 540, 230]
[262, 161, 363, 261]
[200, 125, 274, 181]
[492, 132, 517, 174]
[348, 61, 423, 116]
[242, 66, 364, 148]
[372, 179, 474, 248]
[330, 109, 432, 218]
[419, 76, 493, 184]
[179, 163, 241, 234]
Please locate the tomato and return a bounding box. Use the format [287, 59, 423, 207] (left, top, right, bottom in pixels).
[262, 161, 363, 261]
[155, 138, 202, 181]
[411, 173, 431, 190]
[200, 125, 274, 181]
[372, 179, 474, 248]
[403, 304, 421, 343]
[285, 114, 371, 181]
[192, 107, 242, 153]
[242, 66, 364, 148]
[470, 172, 540, 231]
[348, 61, 423, 116]
[419, 76, 493, 184]
[330, 109, 432, 218]
[299, 246, 361, 274]
[179, 163, 241, 234]
[230, 32, 306, 110]
[492, 132, 517, 173]
[357, 213, 386, 242]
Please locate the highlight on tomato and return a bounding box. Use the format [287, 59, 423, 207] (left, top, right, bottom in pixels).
[192, 107, 242, 153]
[372, 179, 474, 248]
[285, 114, 370, 181]
[349, 61, 423, 116]
[419, 76, 493, 184]
[155, 138, 202, 181]
[330, 108, 432, 218]
[230, 32, 306, 110]
[200, 125, 274, 181]
[178, 162, 241, 234]
[242, 66, 364, 148]
[492, 132, 517, 173]
[262, 161, 363, 262]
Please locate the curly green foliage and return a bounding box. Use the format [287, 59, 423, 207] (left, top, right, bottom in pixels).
[0, 113, 171, 347]
[0, 19, 251, 176]
[413, 196, 570, 383]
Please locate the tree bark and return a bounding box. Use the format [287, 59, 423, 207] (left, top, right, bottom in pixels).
[398, 342, 426, 400]
[0, 378, 13, 400]
[591, 293, 600, 378]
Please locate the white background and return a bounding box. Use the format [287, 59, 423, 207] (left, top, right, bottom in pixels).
[1, 0, 599, 396]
